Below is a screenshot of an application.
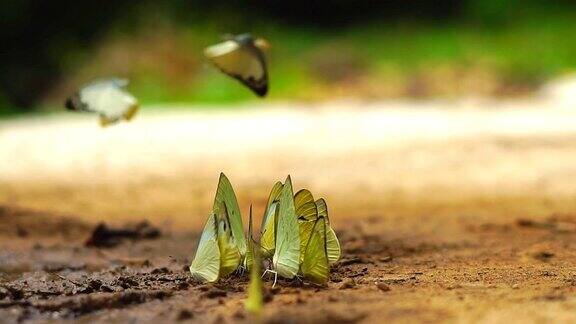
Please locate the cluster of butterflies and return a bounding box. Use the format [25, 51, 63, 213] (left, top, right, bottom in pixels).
[65, 33, 270, 127]
[190, 173, 341, 287]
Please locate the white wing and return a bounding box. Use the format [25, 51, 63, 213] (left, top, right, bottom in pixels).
[204, 40, 267, 96]
[79, 79, 138, 121]
[272, 176, 300, 279]
[190, 213, 220, 282]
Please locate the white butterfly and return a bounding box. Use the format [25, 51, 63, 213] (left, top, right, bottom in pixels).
[65, 78, 139, 127]
[204, 33, 270, 97]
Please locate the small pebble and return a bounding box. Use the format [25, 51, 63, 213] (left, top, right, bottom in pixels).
[376, 282, 391, 292]
[339, 278, 356, 290]
[176, 309, 193, 321]
[379, 256, 393, 263]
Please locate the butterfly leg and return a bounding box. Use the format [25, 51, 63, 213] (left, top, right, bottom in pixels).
[236, 264, 246, 276]
[261, 268, 271, 279]
[272, 271, 278, 288]
[294, 274, 303, 284]
[261, 269, 279, 287]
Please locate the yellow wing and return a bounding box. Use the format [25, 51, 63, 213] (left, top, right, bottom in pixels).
[301, 216, 329, 286]
[215, 201, 241, 278]
[214, 173, 246, 258]
[294, 189, 318, 221]
[260, 181, 283, 258]
[316, 198, 341, 264]
[298, 219, 316, 264]
[189, 213, 220, 283]
[272, 176, 300, 279]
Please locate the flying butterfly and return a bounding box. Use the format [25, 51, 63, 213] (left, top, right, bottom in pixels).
[65, 78, 139, 127]
[204, 33, 270, 97]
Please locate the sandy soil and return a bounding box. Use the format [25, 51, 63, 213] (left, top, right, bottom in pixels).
[1, 99, 576, 323]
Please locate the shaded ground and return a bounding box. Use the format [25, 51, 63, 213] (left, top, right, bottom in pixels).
[1, 101, 576, 322]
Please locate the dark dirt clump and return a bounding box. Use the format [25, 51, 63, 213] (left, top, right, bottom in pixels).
[85, 221, 161, 248]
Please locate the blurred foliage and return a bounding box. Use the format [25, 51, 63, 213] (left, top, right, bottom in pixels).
[1, 0, 576, 113]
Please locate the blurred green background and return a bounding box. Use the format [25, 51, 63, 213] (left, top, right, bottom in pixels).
[2, 0, 576, 115]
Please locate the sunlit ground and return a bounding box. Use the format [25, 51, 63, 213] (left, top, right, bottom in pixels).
[2, 98, 576, 231]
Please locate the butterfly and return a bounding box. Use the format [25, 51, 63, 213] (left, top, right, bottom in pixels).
[262, 176, 300, 286]
[300, 215, 330, 286]
[189, 203, 241, 282]
[65, 78, 139, 127]
[295, 189, 341, 265]
[189, 173, 245, 282]
[204, 33, 270, 97]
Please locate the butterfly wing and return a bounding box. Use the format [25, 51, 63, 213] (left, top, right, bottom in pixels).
[215, 201, 241, 278]
[301, 216, 329, 286]
[272, 176, 300, 279]
[298, 219, 316, 264]
[260, 181, 283, 257]
[75, 79, 139, 126]
[326, 227, 341, 265]
[189, 213, 221, 283]
[214, 173, 246, 258]
[204, 39, 268, 97]
[294, 189, 318, 221]
[316, 198, 341, 264]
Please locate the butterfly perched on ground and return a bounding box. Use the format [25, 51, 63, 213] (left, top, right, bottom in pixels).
[295, 190, 341, 265]
[204, 33, 270, 97]
[189, 173, 245, 282]
[270, 176, 301, 281]
[300, 215, 330, 285]
[65, 78, 139, 127]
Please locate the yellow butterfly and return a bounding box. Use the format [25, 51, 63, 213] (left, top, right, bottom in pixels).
[262, 176, 300, 286]
[190, 173, 244, 282]
[295, 190, 341, 265]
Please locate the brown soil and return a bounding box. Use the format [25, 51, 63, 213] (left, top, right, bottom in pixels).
[1, 202, 575, 323]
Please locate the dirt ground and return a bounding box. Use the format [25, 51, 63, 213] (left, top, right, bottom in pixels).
[1, 100, 576, 323]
